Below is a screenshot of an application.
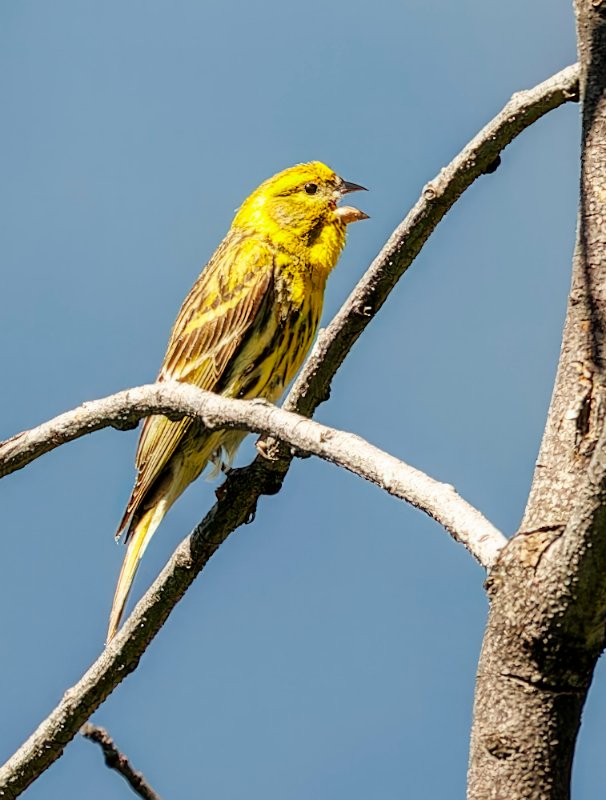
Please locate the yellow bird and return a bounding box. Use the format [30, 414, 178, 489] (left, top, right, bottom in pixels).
[108, 161, 367, 642]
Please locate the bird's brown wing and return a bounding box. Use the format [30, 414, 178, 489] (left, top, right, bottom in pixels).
[116, 233, 275, 537]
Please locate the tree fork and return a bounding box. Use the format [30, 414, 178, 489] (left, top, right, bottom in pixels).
[468, 4, 606, 798]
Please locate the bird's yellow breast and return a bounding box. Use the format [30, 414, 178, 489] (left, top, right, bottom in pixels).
[223, 256, 323, 405]
[270, 219, 346, 305]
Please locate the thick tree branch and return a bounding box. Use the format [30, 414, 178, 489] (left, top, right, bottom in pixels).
[0, 64, 579, 799]
[468, 11, 606, 800]
[0, 382, 506, 567]
[81, 724, 161, 800]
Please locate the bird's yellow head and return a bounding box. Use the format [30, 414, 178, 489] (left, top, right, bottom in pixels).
[233, 161, 368, 241]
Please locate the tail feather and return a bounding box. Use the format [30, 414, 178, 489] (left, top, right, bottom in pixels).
[107, 439, 220, 643]
[106, 499, 168, 643]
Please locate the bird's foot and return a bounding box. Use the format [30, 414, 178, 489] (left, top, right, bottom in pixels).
[255, 436, 280, 461]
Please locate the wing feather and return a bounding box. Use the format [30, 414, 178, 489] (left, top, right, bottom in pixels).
[119, 231, 275, 530]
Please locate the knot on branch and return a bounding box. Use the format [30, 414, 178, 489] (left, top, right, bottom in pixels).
[482, 155, 502, 175]
[483, 733, 521, 761]
[110, 417, 140, 432]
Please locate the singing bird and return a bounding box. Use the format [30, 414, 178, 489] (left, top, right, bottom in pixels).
[108, 161, 368, 642]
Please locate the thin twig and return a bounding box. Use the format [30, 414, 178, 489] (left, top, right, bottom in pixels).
[0, 382, 506, 566]
[0, 63, 579, 800]
[81, 724, 161, 800]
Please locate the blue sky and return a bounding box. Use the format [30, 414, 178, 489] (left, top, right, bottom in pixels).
[0, 2, 593, 798]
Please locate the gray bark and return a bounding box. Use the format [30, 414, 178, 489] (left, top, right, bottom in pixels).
[468, 4, 606, 798]
[0, 382, 505, 566]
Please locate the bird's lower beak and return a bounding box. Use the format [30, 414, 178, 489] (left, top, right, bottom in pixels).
[334, 206, 370, 223]
[334, 178, 369, 223]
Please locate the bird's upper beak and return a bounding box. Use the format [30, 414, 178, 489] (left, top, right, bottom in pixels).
[334, 178, 369, 224]
[341, 179, 367, 194]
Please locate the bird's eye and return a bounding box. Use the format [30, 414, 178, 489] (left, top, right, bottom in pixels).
[304, 182, 318, 195]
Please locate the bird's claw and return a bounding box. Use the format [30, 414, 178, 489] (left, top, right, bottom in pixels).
[256, 436, 280, 461]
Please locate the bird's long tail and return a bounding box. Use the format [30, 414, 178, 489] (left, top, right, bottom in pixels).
[106, 499, 169, 643]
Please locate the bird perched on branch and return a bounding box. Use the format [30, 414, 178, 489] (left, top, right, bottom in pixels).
[108, 161, 368, 642]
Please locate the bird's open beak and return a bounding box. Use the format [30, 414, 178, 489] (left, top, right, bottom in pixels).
[334, 178, 369, 224]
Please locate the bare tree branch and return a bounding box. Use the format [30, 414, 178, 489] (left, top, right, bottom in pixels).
[467, 12, 606, 799]
[0, 382, 506, 567]
[0, 64, 579, 800]
[284, 62, 580, 419]
[81, 724, 161, 800]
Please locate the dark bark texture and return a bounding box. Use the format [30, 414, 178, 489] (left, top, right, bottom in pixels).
[468, 4, 606, 799]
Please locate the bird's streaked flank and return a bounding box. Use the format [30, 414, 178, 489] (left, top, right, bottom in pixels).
[107, 161, 367, 642]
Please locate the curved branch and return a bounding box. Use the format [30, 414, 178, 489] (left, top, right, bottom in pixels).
[0, 63, 579, 799]
[0, 382, 506, 566]
[285, 62, 580, 417]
